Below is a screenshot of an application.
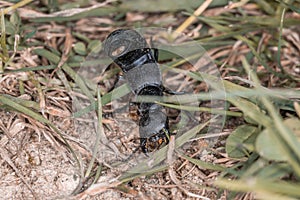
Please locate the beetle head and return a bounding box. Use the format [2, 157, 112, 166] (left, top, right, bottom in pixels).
[104, 29, 148, 71]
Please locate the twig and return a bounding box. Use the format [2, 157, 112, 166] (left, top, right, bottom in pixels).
[167, 135, 210, 200]
[173, 0, 213, 37]
[2, 0, 34, 14]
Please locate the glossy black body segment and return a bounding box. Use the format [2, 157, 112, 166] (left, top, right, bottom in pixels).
[104, 29, 170, 154]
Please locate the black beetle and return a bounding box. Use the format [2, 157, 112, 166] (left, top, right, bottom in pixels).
[103, 29, 171, 154]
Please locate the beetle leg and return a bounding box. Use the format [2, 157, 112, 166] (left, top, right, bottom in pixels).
[102, 111, 113, 118]
[153, 48, 159, 62]
[106, 74, 124, 93]
[140, 138, 149, 156]
[129, 101, 139, 122]
[149, 36, 159, 62]
[163, 87, 185, 95]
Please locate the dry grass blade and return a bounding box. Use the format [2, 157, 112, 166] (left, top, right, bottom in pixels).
[74, 181, 122, 199]
[32, 48, 96, 107]
[50, 27, 73, 78]
[174, 0, 213, 37]
[295, 102, 300, 117]
[2, 0, 34, 15]
[0, 94, 80, 172]
[0, 146, 36, 199]
[19, 0, 116, 22]
[167, 135, 210, 200]
[1, 65, 56, 73]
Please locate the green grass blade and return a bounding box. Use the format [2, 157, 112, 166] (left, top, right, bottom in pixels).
[157, 101, 243, 117]
[215, 178, 300, 198]
[242, 57, 300, 176]
[85, 87, 103, 178]
[119, 118, 213, 182]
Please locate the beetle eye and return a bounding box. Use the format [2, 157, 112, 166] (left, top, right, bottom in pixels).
[111, 45, 126, 57]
